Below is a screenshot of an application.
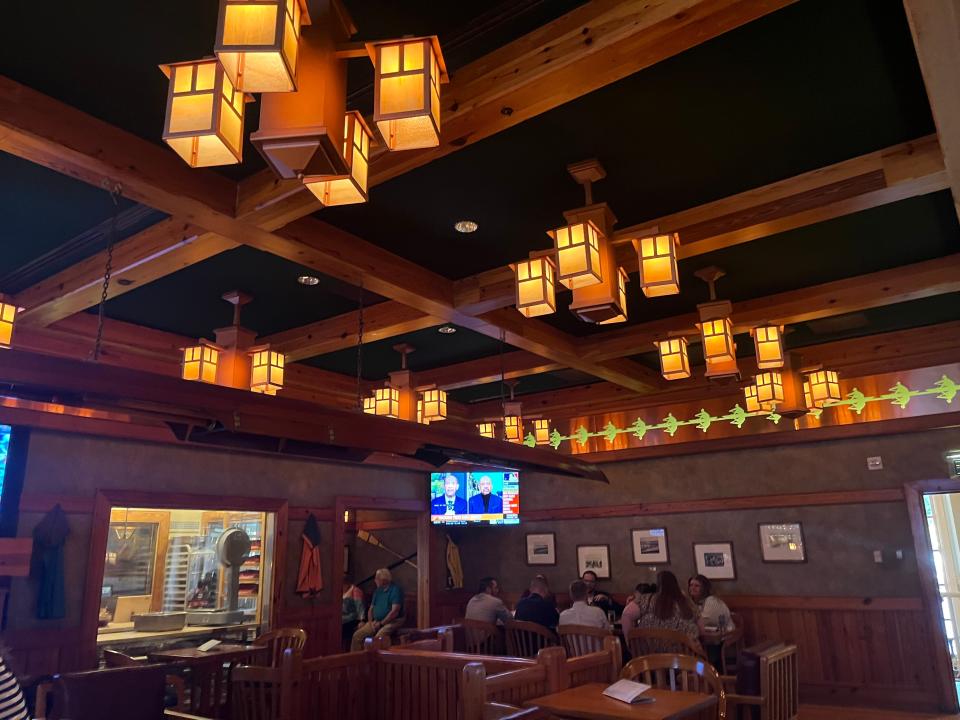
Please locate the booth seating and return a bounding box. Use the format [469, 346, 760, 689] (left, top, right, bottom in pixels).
[396, 625, 458, 652]
[723, 643, 798, 720]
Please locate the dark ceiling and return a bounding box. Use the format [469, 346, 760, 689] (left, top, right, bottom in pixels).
[0, 0, 956, 402]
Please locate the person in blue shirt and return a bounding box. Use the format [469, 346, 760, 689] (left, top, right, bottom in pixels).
[350, 568, 405, 651]
[467, 474, 503, 514]
[431, 474, 467, 516]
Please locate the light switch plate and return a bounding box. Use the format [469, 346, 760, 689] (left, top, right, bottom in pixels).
[873, 550, 883, 563]
[867, 456, 883, 470]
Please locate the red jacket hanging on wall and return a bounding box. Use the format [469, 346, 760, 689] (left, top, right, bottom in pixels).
[296, 513, 323, 597]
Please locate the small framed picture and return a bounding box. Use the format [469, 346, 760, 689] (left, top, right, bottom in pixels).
[694, 542, 736, 580]
[758, 522, 806, 563]
[632, 528, 669, 565]
[526, 533, 556, 566]
[577, 544, 611, 579]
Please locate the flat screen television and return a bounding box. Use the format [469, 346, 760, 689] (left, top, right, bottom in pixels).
[430, 469, 519, 526]
[0, 424, 10, 503]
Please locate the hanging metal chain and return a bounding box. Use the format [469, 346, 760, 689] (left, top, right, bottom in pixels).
[355, 283, 365, 410]
[499, 328, 506, 413]
[92, 183, 122, 361]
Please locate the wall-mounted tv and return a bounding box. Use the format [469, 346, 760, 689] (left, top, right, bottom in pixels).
[430, 469, 519, 526]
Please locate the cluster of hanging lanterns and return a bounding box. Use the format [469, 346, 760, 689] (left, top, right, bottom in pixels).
[160, 0, 447, 210]
[361, 345, 448, 424]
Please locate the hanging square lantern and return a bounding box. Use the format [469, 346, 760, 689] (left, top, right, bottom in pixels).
[743, 383, 762, 413]
[549, 220, 603, 289]
[751, 325, 785, 369]
[512, 252, 557, 318]
[181, 340, 221, 384]
[597, 268, 629, 325]
[215, 0, 308, 93]
[0, 296, 21, 350]
[503, 415, 523, 444]
[160, 59, 248, 167]
[655, 337, 691, 381]
[416, 398, 426, 424]
[806, 370, 841, 408]
[303, 111, 373, 207]
[421, 388, 447, 422]
[363, 395, 376, 414]
[478, 422, 496, 439]
[754, 371, 784, 408]
[249, 348, 285, 395]
[533, 419, 551, 445]
[373, 387, 400, 418]
[366, 36, 448, 151]
[634, 232, 680, 297]
[803, 380, 813, 410]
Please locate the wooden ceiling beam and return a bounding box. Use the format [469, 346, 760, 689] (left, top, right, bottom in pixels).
[904, 0, 960, 220]
[415, 351, 564, 392]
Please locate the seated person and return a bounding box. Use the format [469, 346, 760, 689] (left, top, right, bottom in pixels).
[582, 570, 624, 618]
[350, 568, 404, 651]
[467, 475, 503, 514]
[688, 574, 735, 668]
[0, 651, 27, 720]
[465, 576, 511, 625]
[559, 580, 609, 629]
[633, 571, 699, 645]
[519, 574, 557, 608]
[514, 577, 559, 631]
[431, 474, 467, 515]
[619, 582, 657, 636]
[341, 575, 366, 650]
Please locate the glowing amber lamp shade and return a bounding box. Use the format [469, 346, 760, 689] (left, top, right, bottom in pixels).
[215, 0, 305, 92]
[743, 383, 762, 413]
[655, 337, 691, 381]
[249, 348, 285, 395]
[598, 268, 629, 325]
[807, 370, 841, 408]
[0, 299, 20, 349]
[700, 317, 736, 365]
[636, 233, 680, 297]
[478, 422, 496, 439]
[304, 111, 372, 207]
[363, 395, 376, 414]
[368, 37, 447, 151]
[755, 371, 784, 407]
[513, 254, 557, 318]
[182, 341, 221, 384]
[421, 388, 447, 422]
[533, 419, 551, 445]
[549, 220, 603, 289]
[503, 415, 523, 444]
[751, 325, 785, 369]
[372, 387, 400, 418]
[161, 60, 246, 167]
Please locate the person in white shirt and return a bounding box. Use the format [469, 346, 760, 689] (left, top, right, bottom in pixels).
[465, 577, 511, 625]
[559, 580, 610, 629]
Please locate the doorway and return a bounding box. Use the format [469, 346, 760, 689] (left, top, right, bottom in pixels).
[906, 479, 960, 713]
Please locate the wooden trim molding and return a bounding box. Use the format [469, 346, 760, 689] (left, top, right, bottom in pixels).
[522, 488, 904, 523]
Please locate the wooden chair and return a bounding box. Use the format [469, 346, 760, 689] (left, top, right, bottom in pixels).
[626, 627, 706, 659]
[462, 618, 504, 655]
[621, 654, 725, 720]
[253, 628, 307, 668]
[37, 664, 168, 720]
[724, 644, 798, 720]
[505, 620, 558, 659]
[557, 624, 612, 657]
[230, 665, 288, 720]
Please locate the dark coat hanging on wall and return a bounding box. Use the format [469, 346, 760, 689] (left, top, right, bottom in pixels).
[296, 513, 323, 597]
[30, 504, 69, 619]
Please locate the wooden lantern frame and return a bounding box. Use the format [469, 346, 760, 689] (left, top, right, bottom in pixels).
[806, 369, 841, 408]
[421, 388, 447, 423]
[743, 383, 762, 413]
[249, 347, 285, 395]
[512, 251, 558, 318]
[0, 295, 21, 350]
[597, 267, 629, 325]
[366, 36, 448, 151]
[303, 111, 373, 207]
[181, 340, 222, 385]
[549, 220, 603, 289]
[160, 59, 248, 168]
[635, 232, 681, 297]
[503, 415, 524, 444]
[215, 0, 309, 93]
[751, 324, 785, 369]
[373, 386, 400, 418]
[655, 337, 692, 381]
[477, 422, 497, 439]
[533, 419, 551, 445]
[755, 371, 784, 407]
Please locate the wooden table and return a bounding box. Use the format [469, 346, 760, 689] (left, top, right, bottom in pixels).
[148, 643, 265, 664]
[98, 622, 258, 647]
[524, 683, 718, 720]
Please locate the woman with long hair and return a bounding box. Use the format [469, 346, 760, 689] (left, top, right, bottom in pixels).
[634, 570, 698, 643]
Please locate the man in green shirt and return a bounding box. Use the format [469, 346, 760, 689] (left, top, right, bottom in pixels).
[350, 567, 405, 651]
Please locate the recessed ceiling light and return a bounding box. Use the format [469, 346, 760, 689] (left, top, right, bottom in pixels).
[298, 275, 320, 286]
[438, 325, 457, 334]
[454, 220, 478, 233]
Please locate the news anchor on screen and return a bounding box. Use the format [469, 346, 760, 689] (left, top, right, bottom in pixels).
[468, 475, 503, 514]
[431, 474, 467, 515]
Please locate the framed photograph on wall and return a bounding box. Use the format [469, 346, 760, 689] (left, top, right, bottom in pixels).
[631, 528, 669, 565]
[526, 533, 556, 566]
[758, 522, 806, 562]
[577, 544, 611, 579]
[693, 541, 736, 580]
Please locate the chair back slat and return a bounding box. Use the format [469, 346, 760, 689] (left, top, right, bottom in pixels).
[621, 653, 725, 720]
[254, 627, 308, 668]
[626, 628, 705, 659]
[505, 621, 557, 659]
[231, 666, 282, 720]
[461, 618, 502, 655]
[557, 625, 611, 658]
[761, 644, 798, 720]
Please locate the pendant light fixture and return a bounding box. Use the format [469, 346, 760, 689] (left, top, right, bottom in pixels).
[743, 382, 763, 412]
[303, 111, 373, 206]
[754, 371, 784, 408]
[181, 340, 222, 385]
[751, 324, 785, 369]
[362, 344, 447, 423]
[512, 251, 558, 318]
[0, 297, 21, 351]
[249, 348, 285, 395]
[533, 419, 551, 445]
[805, 369, 842, 408]
[635, 231, 681, 297]
[695, 267, 738, 380]
[655, 337, 691, 381]
[477, 422, 497, 439]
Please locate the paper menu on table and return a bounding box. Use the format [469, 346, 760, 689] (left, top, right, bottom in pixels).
[602, 679, 655, 704]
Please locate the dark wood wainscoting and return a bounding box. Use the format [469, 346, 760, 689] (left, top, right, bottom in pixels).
[6, 626, 86, 677]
